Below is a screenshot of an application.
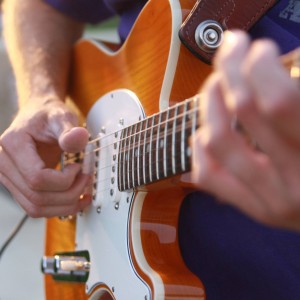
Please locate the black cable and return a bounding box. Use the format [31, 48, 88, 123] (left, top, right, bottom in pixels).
[0, 214, 29, 260]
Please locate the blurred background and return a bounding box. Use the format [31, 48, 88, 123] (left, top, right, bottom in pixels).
[0, 5, 119, 299]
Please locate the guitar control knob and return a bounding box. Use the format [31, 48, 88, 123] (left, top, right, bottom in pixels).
[195, 20, 224, 53]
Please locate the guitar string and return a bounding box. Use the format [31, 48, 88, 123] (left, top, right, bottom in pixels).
[64, 95, 200, 164]
[63, 103, 199, 193]
[90, 95, 199, 146]
[78, 118, 197, 194]
[66, 118, 196, 177]
[67, 54, 300, 192]
[77, 48, 300, 159]
[84, 127, 193, 184]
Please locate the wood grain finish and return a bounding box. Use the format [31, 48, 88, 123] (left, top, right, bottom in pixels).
[45, 0, 212, 299]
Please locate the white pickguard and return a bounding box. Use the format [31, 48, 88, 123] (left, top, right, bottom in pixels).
[76, 89, 150, 299]
[74, 0, 184, 297]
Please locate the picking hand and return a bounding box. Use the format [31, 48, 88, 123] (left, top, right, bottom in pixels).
[0, 99, 91, 217]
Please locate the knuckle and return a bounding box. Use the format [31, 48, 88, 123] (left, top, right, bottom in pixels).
[204, 127, 230, 154]
[25, 203, 43, 218]
[234, 92, 254, 118]
[26, 172, 44, 190]
[27, 192, 44, 207]
[0, 130, 17, 150]
[262, 88, 293, 119]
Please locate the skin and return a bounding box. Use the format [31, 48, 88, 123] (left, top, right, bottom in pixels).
[0, 0, 91, 217]
[192, 30, 300, 232]
[2, 0, 300, 232]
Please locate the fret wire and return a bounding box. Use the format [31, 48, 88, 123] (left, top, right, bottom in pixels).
[192, 96, 199, 135]
[137, 120, 143, 186]
[117, 128, 124, 191]
[86, 98, 198, 155]
[65, 97, 201, 190]
[155, 112, 162, 180]
[82, 152, 190, 193]
[126, 125, 133, 190]
[148, 115, 155, 183]
[180, 101, 187, 172]
[75, 118, 197, 168]
[122, 127, 128, 191]
[163, 108, 170, 177]
[142, 118, 149, 185]
[171, 104, 179, 175]
[185, 99, 193, 170]
[131, 122, 138, 187]
[66, 122, 197, 191]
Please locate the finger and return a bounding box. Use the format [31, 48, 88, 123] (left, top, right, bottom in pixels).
[233, 41, 300, 176]
[45, 103, 89, 152]
[216, 36, 300, 209]
[191, 129, 269, 220]
[199, 73, 289, 221]
[0, 166, 92, 217]
[59, 126, 89, 153]
[197, 73, 270, 215]
[0, 142, 89, 195]
[1, 176, 91, 218]
[0, 145, 92, 204]
[214, 30, 253, 111]
[244, 40, 300, 146]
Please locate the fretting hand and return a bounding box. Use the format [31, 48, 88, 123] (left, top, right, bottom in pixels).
[192, 30, 300, 231]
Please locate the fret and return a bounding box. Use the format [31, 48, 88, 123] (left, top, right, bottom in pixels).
[142, 117, 150, 185]
[171, 104, 179, 175]
[117, 95, 202, 191]
[191, 96, 199, 136]
[184, 99, 193, 171]
[122, 127, 129, 191]
[137, 119, 145, 186]
[131, 122, 139, 188]
[163, 108, 170, 177]
[180, 101, 188, 172]
[175, 102, 185, 173]
[118, 128, 125, 191]
[126, 125, 133, 190]
[155, 112, 162, 180]
[148, 115, 156, 183]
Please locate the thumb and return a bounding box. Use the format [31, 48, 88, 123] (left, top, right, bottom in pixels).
[58, 126, 89, 153]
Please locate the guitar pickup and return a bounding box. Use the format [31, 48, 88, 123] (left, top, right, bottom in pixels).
[41, 251, 90, 282]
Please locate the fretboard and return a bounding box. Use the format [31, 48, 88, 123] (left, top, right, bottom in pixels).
[118, 95, 200, 191]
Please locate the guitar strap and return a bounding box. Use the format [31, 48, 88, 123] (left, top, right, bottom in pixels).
[179, 0, 279, 64]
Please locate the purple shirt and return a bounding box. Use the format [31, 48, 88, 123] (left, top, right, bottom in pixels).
[43, 1, 300, 299]
[44, 0, 299, 53]
[44, 0, 147, 41]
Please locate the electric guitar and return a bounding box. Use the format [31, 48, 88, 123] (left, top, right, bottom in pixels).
[42, 0, 300, 299]
[44, 1, 211, 299]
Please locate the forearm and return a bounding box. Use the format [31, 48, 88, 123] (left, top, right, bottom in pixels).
[2, 0, 84, 105]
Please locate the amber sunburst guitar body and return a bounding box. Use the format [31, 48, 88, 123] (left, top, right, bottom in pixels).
[45, 0, 213, 299]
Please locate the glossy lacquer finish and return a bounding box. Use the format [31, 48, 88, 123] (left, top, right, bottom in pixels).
[45, 0, 212, 299]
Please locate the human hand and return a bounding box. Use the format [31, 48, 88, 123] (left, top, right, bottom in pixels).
[192, 30, 300, 231]
[0, 98, 91, 217]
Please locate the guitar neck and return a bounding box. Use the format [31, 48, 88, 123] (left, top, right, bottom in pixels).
[118, 95, 200, 191]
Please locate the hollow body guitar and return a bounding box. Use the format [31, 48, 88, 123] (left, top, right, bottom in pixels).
[44, 0, 213, 299]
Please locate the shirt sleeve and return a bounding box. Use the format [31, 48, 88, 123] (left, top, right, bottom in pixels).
[43, 0, 115, 24]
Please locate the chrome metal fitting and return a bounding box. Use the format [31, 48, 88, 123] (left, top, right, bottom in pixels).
[195, 20, 224, 53]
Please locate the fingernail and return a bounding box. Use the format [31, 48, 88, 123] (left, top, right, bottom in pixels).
[223, 31, 239, 47]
